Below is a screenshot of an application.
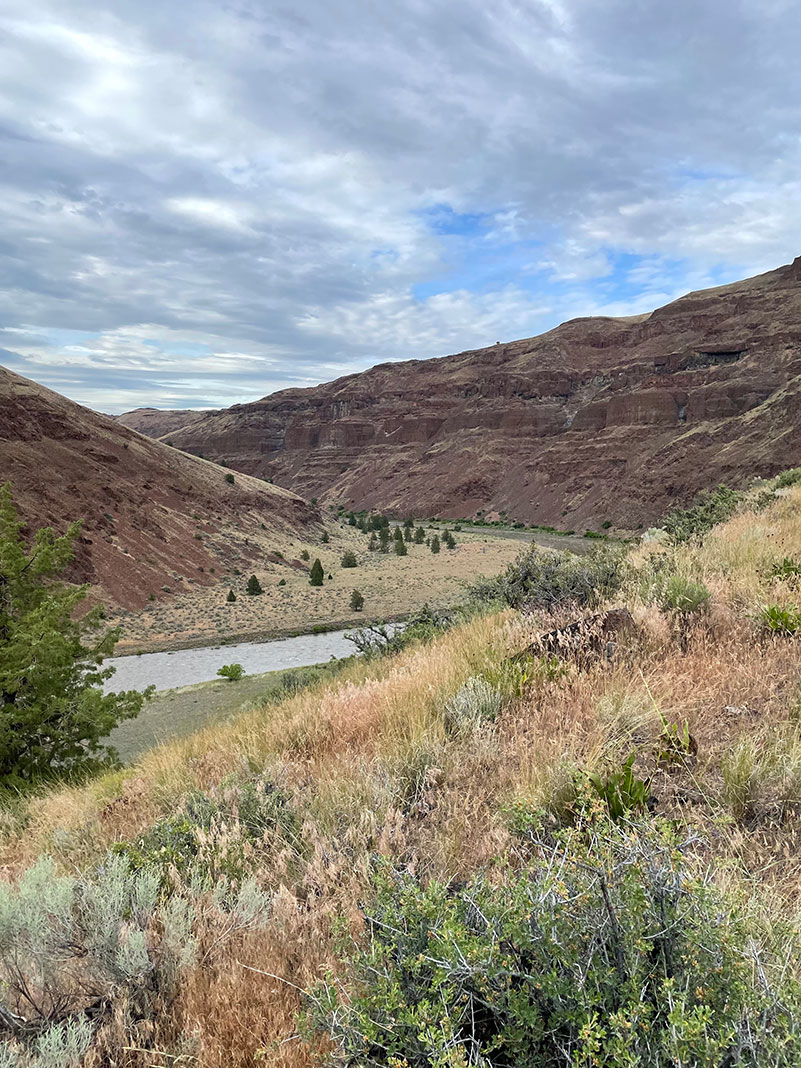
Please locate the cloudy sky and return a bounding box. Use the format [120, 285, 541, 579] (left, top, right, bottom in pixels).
[0, 0, 799, 413]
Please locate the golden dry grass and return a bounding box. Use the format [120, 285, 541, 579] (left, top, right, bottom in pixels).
[3, 485, 801, 1066]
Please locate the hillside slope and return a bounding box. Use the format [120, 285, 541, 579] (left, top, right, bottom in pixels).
[0, 366, 321, 609]
[166, 257, 801, 527]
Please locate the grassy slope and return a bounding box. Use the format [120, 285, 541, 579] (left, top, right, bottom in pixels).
[3, 485, 801, 1065]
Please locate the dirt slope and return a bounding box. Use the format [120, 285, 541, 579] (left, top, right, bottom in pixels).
[165, 257, 801, 527]
[0, 366, 321, 609]
[115, 408, 214, 439]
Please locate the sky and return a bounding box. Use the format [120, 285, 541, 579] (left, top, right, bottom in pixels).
[0, 0, 799, 414]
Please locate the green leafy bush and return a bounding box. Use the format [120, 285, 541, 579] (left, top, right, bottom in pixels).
[588, 753, 650, 821]
[657, 573, 711, 616]
[224, 472, 235, 485]
[300, 549, 310, 561]
[217, 662, 244, 682]
[774, 467, 801, 489]
[758, 603, 801, 636]
[473, 545, 625, 613]
[306, 819, 801, 1068]
[771, 557, 801, 581]
[662, 484, 742, 542]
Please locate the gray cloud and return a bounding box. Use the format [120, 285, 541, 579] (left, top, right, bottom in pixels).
[0, 0, 799, 411]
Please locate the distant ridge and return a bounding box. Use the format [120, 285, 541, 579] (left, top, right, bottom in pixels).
[134, 257, 801, 527]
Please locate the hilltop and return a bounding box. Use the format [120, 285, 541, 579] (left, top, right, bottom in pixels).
[148, 257, 801, 527]
[0, 366, 321, 610]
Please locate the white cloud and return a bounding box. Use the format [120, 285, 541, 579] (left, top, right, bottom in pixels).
[0, 0, 798, 410]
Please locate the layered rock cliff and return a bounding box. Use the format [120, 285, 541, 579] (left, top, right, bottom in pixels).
[165, 257, 801, 527]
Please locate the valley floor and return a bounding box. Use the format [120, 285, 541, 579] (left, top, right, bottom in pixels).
[107, 523, 535, 654]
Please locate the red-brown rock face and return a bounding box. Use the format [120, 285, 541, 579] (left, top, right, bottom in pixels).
[165, 258, 801, 527]
[0, 368, 321, 609]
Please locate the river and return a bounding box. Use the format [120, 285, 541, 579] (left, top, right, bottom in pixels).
[104, 627, 361, 694]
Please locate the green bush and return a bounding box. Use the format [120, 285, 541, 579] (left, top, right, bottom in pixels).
[473, 545, 625, 613]
[300, 549, 310, 561]
[657, 573, 711, 616]
[587, 753, 650, 821]
[429, 534, 441, 554]
[771, 557, 801, 581]
[246, 574, 263, 595]
[758, 603, 801, 636]
[350, 589, 364, 612]
[321, 531, 330, 543]
[309, 559, 324, 586]
[226, 588, 237, 603]
[224, 472, 235, 485]
[306, 820, 801, 1068]
[341, 551, 358, 568]
[414, 526, 426, 544]
[774, 467, 801, 489]
[217, 663, 244, 682]
[662, 484, 742, 543]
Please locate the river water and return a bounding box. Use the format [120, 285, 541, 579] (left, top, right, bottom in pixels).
[104, 628, 360, 693]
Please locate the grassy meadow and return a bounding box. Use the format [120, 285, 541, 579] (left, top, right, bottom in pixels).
[3, 479, 801, 1065]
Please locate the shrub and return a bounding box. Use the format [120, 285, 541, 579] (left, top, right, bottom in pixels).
[587, 753, 650, 821]
[771, 557, 801, 581]
[309, 559, 324, 586]
[475, 545, 625, 613]
[350, 589, 364, 612]
[758, 603, 801, 636]
[224, 472, 235, 485]
[430, 534, 441, 554]
[341, 551, 358, 568]
[444, 676, 501, 735]
[245, 574, 263, 595]
[300, 549, 310, 561]
[321, 531, 330, 543]
[278, 578, 287, 586]
[368, 533, 379, 551]
[217, 663, 244, 682]
[226, 588, 236, 603]
[0, 483, 149, 787]
[656, 573, 711, 616]
[662, 484, 742, 542]
[774, 467, 801, 489]
[414, 526, 426, 544]
[394, 537, 407, 556]
[306, 819, 801, 1068]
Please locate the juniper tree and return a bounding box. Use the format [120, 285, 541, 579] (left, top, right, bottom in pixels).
[414, 526, 426, 544]
[430, 534, 441, 554]
[0, 483, 148, 787]
[226, 588, 237, 603]
[309, 558, 324, 586]
[246, 575, 263, 595]
[350, 589, 364, 612]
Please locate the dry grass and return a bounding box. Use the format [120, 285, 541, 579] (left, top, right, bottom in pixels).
[3, 486, 801, 1065]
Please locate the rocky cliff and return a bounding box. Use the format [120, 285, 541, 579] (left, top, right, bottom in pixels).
[164, 257, 801, 527]
[0, 367, 321, 609]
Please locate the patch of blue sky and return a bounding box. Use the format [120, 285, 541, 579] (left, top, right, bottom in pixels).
[419, 203, 492, 236]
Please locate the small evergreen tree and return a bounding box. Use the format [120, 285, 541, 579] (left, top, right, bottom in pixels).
[341, 551, 358, 568]
[224, 472, 235, 485]
[321, 531, 330, 543]
[414, 526, 426, 544]
[0, 483, 148, 786]
[368, 533, 379, 551]
[404, 525, 413, 542]
[393, 526, 404, 544]
[309, 558, 324, 586]
[226, 589, 237, 603]
[246, 575, 263, 595]
[300, 549, 310, 561]
[394, 539, 408, 556]
[430, 534, 441, 554]
[350, 589, 364, 612]
[379, 528, 391, 553]
[444, 531, 456, 549]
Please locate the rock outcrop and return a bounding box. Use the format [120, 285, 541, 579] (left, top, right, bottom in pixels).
[162, 258, 801, 527]
[0, 367, 321, 609]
